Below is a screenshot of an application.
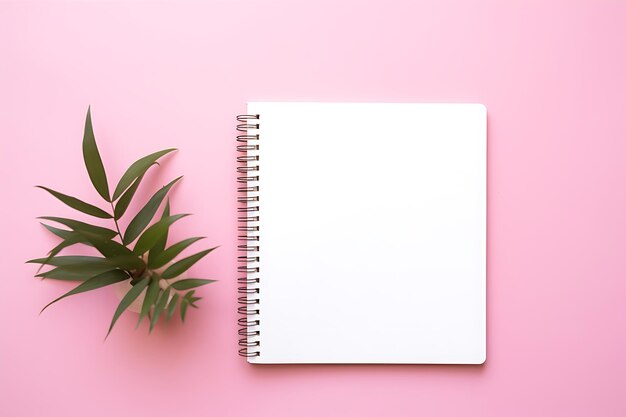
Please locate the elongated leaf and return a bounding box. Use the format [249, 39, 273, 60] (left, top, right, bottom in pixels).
[189, 296, 202, 308]
[74, 231, 140, 264]
[148, 200, 170, 266]
[44, 234, 79, 256]
[30, 255, 141, 274]
[161, 247, 218, 279]
[34, 270, 91, 281]
[54, 231, 144, 272]
[40, 224, 95, 248]
[39, 217, 117, 239]
[184, 291, 201, 308]
[82, 107, 110, 201]
[169, 279, 216, 291]
[86, 237, 132, 258]
[36, 265, 116, 280]
[41, 223, 73, 240]
[112, 149, 177, 201]
[166, 292, 179, 320]
[106, 276, 150, 337]
[36, 186, 112, 218]
[40, 269, 129, 313]
[27, 255, 105, 267]
[38, 263, 113, 274]
[180, 297, 189, 322]
[150, 287, 170, 332]
[37, 233, 85, 272]
[114, 174, 144, 220]
[137, 277, 160, 328]
[123, 176, 182, 245]
[180, 291, 196, 322]
[104, 254, 146, 270]
[34, 228, 104, 274]
[133, 214, 189, 256]
[150, 237, 205, 270]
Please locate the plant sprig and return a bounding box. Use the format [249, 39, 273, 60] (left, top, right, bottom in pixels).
[27, 107, 217, 336]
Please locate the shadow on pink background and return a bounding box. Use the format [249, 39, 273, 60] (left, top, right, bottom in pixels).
[1, 1, 625, 416]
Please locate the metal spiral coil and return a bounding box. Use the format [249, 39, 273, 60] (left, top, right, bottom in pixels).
[236, 114, 261, 358]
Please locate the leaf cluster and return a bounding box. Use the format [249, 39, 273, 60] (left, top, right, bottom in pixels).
[28, 107, 217, 336]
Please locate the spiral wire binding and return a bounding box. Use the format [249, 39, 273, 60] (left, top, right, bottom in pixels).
[237, 114, 261, 358]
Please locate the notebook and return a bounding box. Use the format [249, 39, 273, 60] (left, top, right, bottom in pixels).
[236, 102, 486, 364]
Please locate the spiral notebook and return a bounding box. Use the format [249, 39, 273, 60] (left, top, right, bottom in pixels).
[237, 102, 486, 364]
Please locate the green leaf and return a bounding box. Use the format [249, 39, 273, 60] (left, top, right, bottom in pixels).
[112, 149, 177, 201]
[147, 199, 170, 267]
[133, 214, 189, 256]
[137, 277, 160, 328]
[180, 297, 189, 322]
[150, 287, 170, 332]
[35, 254, 142, 272]
[123, 176, 182, 245]
[36, 186, 112, 219]
[161, 247, 218, 279]
[45, 235, 80, 255]
[113, 174, 144, 220]
[35, 271, 88, 282]
[106, 276, 150, 338]
[189, 296, 202, 308]
[166, 292, 179, 320]
[40, 224, 95, 248]
[37, 233, 85, 272]
[36, 265, 116, 281]
[74, 231, 140, 264]
[34, 270, 90, 281]
[103, 255, 146, 270]
[150, 237, 206, 270]
[169, 279, 216, 291]
[40, 269, 129, 313]
[29, 255, 138, 271]
[88, 238, 133, 258]
[82, 107, 110, 201]
[38, 263, 113, 274]
[27, 255, 105, 267]
[41, 223, 73, 240]
[39, 216, 117, 239]
[180, 290, 196, 322]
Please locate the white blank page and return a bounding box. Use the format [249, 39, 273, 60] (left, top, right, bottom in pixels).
[247, 102, 486, 364]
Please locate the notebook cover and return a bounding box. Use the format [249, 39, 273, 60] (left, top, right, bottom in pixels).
[240, 102, 486, 364]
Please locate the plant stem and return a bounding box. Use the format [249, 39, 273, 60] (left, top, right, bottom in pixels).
[110, 202, 124, 244]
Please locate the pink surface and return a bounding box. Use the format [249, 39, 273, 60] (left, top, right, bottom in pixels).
[1, 0, 625, 416]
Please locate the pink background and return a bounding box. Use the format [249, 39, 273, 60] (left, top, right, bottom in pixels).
[1, 0, 625, 416]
